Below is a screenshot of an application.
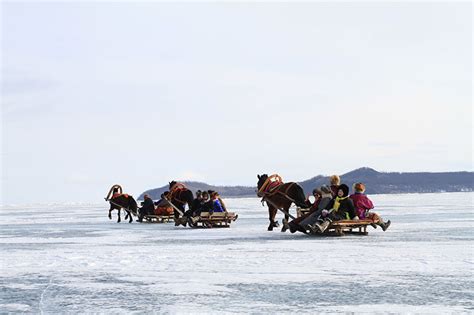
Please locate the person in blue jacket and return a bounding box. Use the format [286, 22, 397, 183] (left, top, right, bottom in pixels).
[210, 192, 226, 213]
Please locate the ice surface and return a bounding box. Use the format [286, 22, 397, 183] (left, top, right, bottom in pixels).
[1, 192, 473, 313]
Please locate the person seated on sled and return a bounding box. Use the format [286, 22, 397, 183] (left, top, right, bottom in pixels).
[309, 184, 357, 233]
[154, 191, 173, 216]
[138, 194, 155, 222]
[303, 188, 322, 212]
[329, 175, 341, 198]
[350, 183, 391, 231]
[287, 185, 333, 234]
[183, 190, 203, 225]
[210, 191, 226, 213]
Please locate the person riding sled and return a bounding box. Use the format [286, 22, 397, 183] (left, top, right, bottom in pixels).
[329, 175, 341, 198]
[210, 191, 226, 213]
[285, 185, 333, 234]
[309, 183, 357, 233]
[137, 194, 155, 222]
[350, 182, 391, 231]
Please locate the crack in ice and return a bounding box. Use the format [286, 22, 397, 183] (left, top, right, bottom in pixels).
[39, 278, 53, 315]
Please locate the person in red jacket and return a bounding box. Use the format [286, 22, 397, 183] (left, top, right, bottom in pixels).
[350, 183, 391, 231]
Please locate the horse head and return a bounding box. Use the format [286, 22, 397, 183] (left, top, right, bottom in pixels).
[257, 174, 268, 192]
[169, 181, 177, 190]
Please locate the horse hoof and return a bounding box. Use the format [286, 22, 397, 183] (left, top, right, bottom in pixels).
[268, 226, 274, 231]
[108, 216, 112, 220]
[281, 226, 288, 233]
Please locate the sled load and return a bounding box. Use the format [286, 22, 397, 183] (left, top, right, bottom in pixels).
[297, 208, 374, 236]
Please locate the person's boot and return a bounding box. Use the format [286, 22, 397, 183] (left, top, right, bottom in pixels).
[316, 220, 331, 233]
[191, 216, 200, 224]
[187, 216, 195, 227]
[288, 222, 298, 234]
[306, 224, 319, 234]
[381, 220, 391, 231]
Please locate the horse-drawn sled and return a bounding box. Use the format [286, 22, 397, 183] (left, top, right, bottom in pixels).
[257, 174, 389, 237]
[167, 182, 238, 228]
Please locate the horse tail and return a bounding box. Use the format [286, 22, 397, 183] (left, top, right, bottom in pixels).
[292, 184, 309, 208]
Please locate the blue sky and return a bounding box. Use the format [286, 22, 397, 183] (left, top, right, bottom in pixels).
[1, 2, 472, 203]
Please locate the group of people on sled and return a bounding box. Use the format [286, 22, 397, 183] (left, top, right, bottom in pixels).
[137, 188, 229, 227]
[178, 190, 228, 227]
[286, 175, 391, 234]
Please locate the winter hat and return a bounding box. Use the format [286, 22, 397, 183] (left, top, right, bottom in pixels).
[338, 184, 350, 197]
[312, 188, 322, 195]
[353, 182, 366, 193]
[320, 185, 332, 195]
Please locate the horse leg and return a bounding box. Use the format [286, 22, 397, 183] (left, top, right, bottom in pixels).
[127, 210, 132, 223]
[117, 209, 121, 223]
[268, 205, 278, 231]
[281, 206, 290, 233]
[108, 205, 113, 220]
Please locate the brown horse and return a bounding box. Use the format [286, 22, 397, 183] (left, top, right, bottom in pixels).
[257, 174, 309, 232]
[105, 185, 138, 223]
[168, 181, 195, 223]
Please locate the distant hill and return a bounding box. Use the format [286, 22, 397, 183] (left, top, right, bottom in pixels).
[138, 167, 473, 200]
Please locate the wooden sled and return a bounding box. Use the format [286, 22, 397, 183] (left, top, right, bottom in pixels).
[189, 212, 238, 228]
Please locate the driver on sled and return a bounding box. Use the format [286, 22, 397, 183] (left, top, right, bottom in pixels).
[137, 194, 155, 222]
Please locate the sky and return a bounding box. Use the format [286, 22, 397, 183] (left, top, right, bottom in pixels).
[1, 1, 472, 204]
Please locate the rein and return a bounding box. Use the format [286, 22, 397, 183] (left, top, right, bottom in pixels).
[163, 196, 184, 216]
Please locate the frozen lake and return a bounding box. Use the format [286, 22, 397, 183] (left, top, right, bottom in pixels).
[1, 192, 473, 313]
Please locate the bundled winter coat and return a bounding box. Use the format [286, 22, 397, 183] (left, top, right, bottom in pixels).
[327, 184, 356, 220]
[140, 197, 155, 216]
[350, 192, 374, 219]
[212, 199, 225, 213]
[300, 194, 333, 226]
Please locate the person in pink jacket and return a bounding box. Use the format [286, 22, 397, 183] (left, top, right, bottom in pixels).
[350, 183, 391, 231]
